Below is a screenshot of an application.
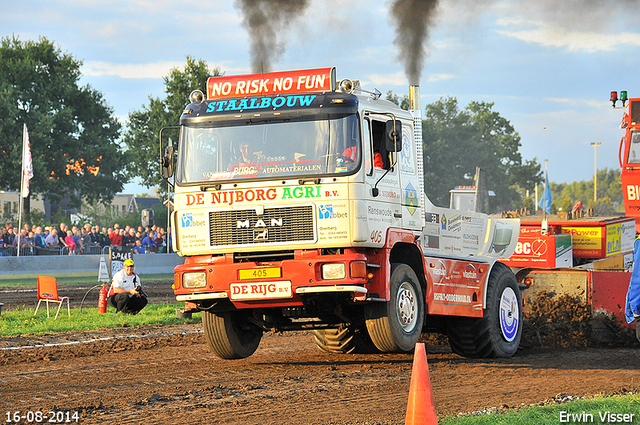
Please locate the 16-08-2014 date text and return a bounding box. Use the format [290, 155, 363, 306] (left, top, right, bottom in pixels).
[5, 411, 79, 423]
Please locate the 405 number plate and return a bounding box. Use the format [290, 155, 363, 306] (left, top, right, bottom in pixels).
[238, 267, 282, 280]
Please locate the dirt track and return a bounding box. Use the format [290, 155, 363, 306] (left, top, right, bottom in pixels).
[0, 324, 638, 424]
[0, 283, 639, 424]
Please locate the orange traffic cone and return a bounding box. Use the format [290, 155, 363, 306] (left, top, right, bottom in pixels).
[405, 342, 437, 425]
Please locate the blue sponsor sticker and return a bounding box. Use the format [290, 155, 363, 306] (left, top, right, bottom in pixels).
[181, 213, 193, 227]
[318, 204, 333, 219]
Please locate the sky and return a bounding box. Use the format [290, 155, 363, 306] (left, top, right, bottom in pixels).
[3, 0, 640, 196]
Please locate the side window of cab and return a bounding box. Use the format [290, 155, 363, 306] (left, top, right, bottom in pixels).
[371, 119, 393, 171]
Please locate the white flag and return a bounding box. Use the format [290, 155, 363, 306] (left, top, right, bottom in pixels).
[21, 124, 33, 198]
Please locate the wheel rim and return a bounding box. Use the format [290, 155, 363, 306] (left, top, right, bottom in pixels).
[396, 281, 418, 333]
[499, 286, 519, 342]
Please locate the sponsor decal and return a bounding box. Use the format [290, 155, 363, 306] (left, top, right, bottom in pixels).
[514, 239, 548, 257]
[205, 95, 317, 113]
[184, 185, 327, 207]
[181, 213, 193, 227]
[441, 213, 462, 232]
[606, 223, 622, 256]
[463, 264, 478, 280]
[432, 260, 447, 282]
[318, 204, 333, 219]
[626, 184, 640, 201]
[229, 281, 293, 300]
[400, 129, 414, 173]
[463, 233, 479, 246]
[261, 163, 322, 175]
[207, 68, 335, 99]
[433, 293, 472, 303]
[318, 204, 348, 220]
[281, 185, 322, 199]
[404, 182, 418, 215]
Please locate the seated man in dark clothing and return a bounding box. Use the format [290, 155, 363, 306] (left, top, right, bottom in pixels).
[107, 259, 148, 314]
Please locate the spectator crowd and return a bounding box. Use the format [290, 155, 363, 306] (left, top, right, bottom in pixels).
[0, 221, 172, 256]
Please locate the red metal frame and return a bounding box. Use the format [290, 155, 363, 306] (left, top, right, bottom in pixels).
[619, 98, 640, 232]
[174, 226, 493, 319]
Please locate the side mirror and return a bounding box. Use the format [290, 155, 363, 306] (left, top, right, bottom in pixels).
[161, 144, 174, 180]
[141, 209, 154, 228]
[385, 120, 402, 152]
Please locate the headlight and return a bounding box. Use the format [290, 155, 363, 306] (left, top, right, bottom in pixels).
[182, 271, 207, 288]
[321, 263, 346, 280]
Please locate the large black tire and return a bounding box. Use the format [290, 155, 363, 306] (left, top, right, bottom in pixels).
[202, 310, 262, 359]
[313, 324, 379, 354]
[446, 262, 522, 358]
[365, 263, 424, 353]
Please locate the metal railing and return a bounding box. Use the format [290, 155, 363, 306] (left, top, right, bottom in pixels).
[0, 243, 172, 256]
[0, 244, 112, 256]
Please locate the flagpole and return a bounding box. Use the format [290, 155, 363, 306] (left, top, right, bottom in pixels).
[543, 159, 548, 221]
[17, 124, 26, 257]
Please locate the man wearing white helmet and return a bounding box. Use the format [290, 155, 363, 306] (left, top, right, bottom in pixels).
[107, 258, 148, 314]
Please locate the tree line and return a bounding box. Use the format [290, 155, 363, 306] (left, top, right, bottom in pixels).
[0, 36, 622, 217]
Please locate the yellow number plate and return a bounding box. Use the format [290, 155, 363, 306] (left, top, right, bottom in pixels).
[238, 267, 282, 280]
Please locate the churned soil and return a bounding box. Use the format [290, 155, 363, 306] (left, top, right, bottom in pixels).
[0, 285, 638, 424]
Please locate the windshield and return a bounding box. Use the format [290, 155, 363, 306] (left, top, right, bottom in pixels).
[176, 115, 360, 184]
[629, 131, 640, 164]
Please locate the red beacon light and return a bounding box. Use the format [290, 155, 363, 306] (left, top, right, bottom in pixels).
[611, 90, 628, 108]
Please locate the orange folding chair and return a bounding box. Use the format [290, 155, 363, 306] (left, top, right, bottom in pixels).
[34, 276, 70, 319]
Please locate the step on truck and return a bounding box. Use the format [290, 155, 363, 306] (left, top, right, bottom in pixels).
[163, 67, 522, 359]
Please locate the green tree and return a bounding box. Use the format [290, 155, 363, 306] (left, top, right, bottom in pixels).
[385, 90, 409, 110]
[0, 36, 126, 212]
[422, 96, 542, 211]
[553, 168, 623, 214]
[123, 56, 223, 192]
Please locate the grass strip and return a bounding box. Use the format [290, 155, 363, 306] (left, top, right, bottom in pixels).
[440, 393, 640, 424]
[0, 303, 200, 336]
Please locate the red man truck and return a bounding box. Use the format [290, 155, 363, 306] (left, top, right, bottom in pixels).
[163, 67, 522, 359]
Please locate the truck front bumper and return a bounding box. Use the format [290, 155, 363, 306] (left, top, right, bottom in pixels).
[173, 250, 379, 308]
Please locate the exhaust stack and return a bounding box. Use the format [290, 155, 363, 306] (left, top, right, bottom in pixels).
[409, 84, 425, 226]
[409, 85, 420, 111]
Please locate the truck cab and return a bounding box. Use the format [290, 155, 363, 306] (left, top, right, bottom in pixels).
[165, 67, 521, 360]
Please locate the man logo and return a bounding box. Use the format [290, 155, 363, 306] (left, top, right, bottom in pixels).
[254, 229, 268, 241]
[237, 218, 283, 229]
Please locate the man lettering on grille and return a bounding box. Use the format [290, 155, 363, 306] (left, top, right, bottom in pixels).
[107, 259, 148, 314]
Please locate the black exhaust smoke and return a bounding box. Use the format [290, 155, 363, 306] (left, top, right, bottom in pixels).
[234, 0, 309, 73]
[391, 0, 439, 85]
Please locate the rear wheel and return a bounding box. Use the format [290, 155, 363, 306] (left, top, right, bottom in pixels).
[313, 324, 379, 354]
[365, 263, 424, 353]
[202, 309, 262, 359]
[447, 262, 522, 358]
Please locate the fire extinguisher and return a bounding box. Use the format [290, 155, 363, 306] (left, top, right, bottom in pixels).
[98, 284, 108, 314]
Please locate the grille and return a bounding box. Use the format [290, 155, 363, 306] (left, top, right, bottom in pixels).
[210, 206, 315, 246]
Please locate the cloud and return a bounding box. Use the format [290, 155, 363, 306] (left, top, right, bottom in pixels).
[82, 61, 183, 79]
[498, 25, 640, 52]
[546, 97, 603, 109]
[367, 71, 408, 86]
[426, 73, 455, 82]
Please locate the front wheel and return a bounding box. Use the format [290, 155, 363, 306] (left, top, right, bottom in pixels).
[202, 310, 263, 359]
[365, 264, 424, 352]
[447, 262, 522, 358]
